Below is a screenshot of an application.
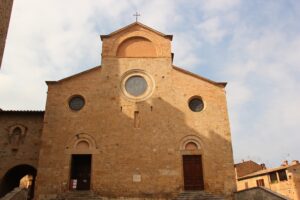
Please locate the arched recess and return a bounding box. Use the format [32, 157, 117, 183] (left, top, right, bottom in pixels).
[7, 124, 27, 150]
[180, 135, 203, 154]
[0, 164, 37, 199]
[65, 133, 99, 155]
[116, 36, 157, 57]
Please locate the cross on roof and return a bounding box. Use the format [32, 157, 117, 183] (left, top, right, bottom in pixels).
[133, 12, 140, 22]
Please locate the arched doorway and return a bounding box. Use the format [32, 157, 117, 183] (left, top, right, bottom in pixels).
[66, 133, 99, 191]
[180, 136, 204, 191]
[0, 164, 37, 199]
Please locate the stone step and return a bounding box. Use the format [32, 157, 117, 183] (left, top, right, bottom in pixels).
[173, 191, 224, 200]
[54, 191, 103, 200]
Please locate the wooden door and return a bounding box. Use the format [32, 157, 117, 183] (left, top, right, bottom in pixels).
[183, 155, 204, 190]
[70, 154, 91, 190]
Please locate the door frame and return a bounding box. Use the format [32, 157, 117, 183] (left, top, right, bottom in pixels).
[69, 154, 92, 191]
[179, 136, 205, 191]
[182, 154, 204, 190]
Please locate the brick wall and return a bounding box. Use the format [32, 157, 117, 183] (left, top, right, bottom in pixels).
[35, 24, 236, 200]
[0, 111, 44, 178]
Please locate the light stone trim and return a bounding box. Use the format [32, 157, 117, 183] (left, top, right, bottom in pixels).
[179, 135, 204, 155]
[120, 69, 155, 102]
[65, 133, 99, 154]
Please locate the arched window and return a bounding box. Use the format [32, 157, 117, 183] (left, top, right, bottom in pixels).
[8, 125, 26, 149]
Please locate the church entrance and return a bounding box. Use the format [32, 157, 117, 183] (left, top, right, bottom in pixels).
[70, 154, 91, 190]
[183, 155, 204, 190]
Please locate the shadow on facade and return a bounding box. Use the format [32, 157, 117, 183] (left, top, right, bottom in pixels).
[90, 73, 235, 198]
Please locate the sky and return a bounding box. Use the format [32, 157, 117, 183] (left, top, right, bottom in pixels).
[1, 0, 300, 167]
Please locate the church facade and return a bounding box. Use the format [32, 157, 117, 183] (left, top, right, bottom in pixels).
[0, 22, 236, 200]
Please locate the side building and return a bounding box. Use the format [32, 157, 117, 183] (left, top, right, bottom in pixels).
[235, 160, 300, 200]
[0, 110, 44, 199]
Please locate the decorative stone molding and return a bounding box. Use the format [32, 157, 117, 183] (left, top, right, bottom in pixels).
[65, 133, 99, 154]
[120, 69, 155, 102]
[7, 124, 27, 150]
[179, 135, 204, 155]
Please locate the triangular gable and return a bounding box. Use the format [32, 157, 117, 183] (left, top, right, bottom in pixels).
[172, 65, 227, 88]
[100, 22, 173, 41]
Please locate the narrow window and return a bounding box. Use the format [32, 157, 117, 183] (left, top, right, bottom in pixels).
[256, 179, 265, 187]
[270, 172, 278, 183]
[244, 182, 248, 189]
[278, 170, 288, 181]
[134, 111, 140, 128]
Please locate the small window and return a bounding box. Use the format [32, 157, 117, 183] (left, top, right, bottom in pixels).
[188, 97, 204, 112]
[278, 170, 288, 181]
[69, 96, 85, 111]
[256, 179, 265, 187]
[244, 182, 248, 189]
[270, 172, 278, 183]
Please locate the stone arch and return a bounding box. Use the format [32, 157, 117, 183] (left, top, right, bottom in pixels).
[116, 36, 157, 57]
[0, 164, 37, 199]
[180, 135, 204, 154]
[65, 133, 99, 154]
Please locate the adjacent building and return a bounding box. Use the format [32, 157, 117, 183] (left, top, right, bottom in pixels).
[235, 160, 300, 200]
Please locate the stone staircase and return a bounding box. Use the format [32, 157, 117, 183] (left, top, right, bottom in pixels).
[55, 191, 102, 200]
[173, 191, 224, 200]
[52, 190, 224, 200]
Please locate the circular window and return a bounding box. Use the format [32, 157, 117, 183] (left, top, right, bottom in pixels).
[125, 75, 148, 96]
[189, 97, 204, 112]
[120, 70, 154, 102]
[69, 96, 85, 111]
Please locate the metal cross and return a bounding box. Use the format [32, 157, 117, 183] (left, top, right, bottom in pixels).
[133, 12, 140, 22]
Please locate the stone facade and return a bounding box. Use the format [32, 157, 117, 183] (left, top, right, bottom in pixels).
[0, 22, 236, 200]
[0, 0, 14, 68]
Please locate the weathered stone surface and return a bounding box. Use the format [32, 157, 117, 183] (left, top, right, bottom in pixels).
[0, 111, 44, 178]
[0, 22, 236, 200]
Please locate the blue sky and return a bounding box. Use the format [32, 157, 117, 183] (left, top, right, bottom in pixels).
[1, 0, 300, 167]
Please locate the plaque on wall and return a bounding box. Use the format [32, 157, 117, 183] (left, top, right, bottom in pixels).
[133, 174, 141, 182]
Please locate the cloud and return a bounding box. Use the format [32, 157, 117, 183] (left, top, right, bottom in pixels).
[201, 0, 240, 13]
[220, 2, 300, 166]
[197, 17, 227, 44]
[1, 0, 300, 166]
